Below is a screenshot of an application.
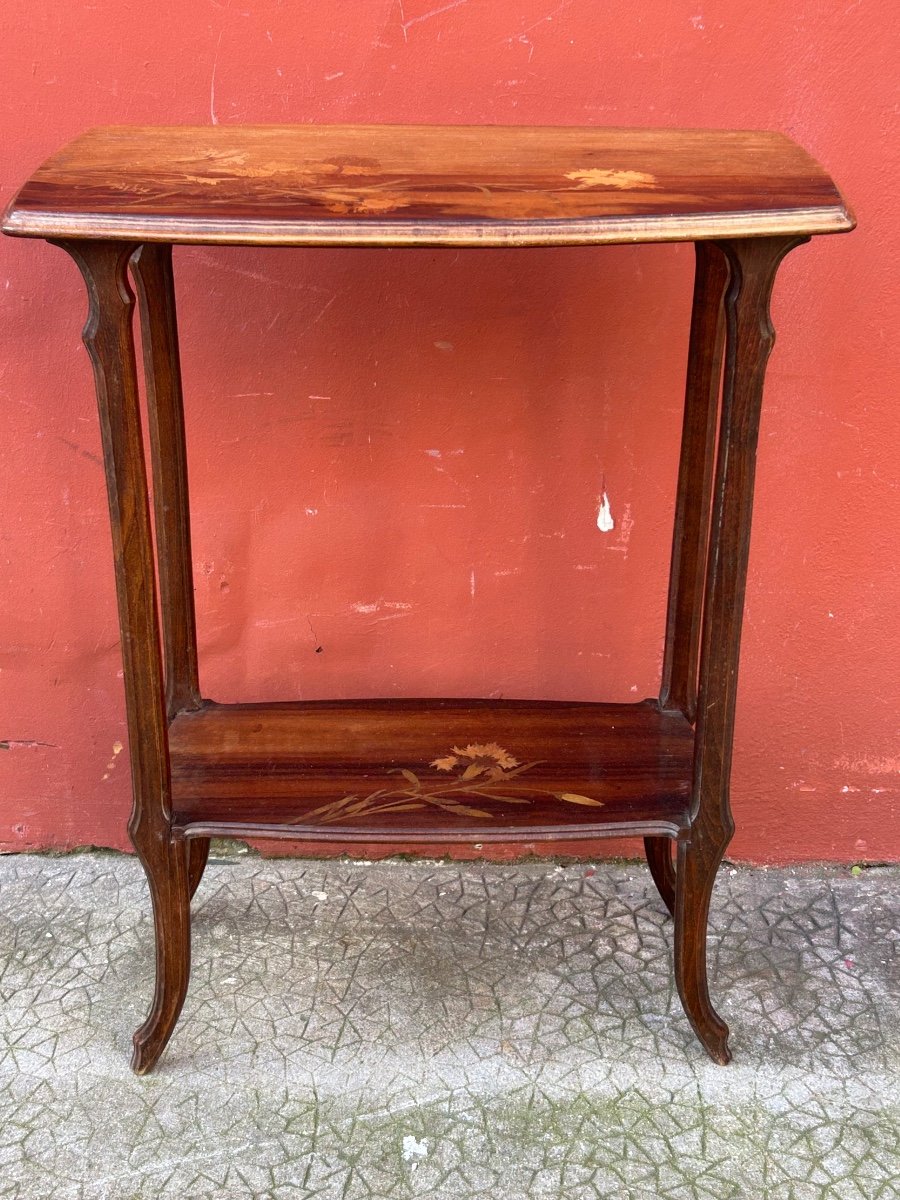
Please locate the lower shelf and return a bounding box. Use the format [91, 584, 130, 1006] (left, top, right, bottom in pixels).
[169, 698, 694, 843]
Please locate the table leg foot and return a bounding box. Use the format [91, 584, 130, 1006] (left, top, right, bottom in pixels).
[644, 836, 676, 917]
[673, 833, 731, 1064]
[131, 838, 192, 1075]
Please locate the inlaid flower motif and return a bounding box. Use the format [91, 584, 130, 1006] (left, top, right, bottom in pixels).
[431, 743, 520, 779]
[301, 741, 604, 825]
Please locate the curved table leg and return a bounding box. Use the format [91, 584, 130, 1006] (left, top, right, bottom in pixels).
[673, 830, 731, 1063]
[131, 835, 192, 1074]
[676, 234, 809, 1065]
[57, 238, 191, 1075]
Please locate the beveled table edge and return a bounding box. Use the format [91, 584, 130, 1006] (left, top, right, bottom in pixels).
[1, 203, 856, 247]
[175, 816, 690, 843]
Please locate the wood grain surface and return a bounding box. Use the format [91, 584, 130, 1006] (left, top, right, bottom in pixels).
[3, 124, 853, 245]
[169, 698, 694, 841]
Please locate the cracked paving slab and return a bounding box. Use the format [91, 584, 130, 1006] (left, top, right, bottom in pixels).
[0, 852, 898, 1199]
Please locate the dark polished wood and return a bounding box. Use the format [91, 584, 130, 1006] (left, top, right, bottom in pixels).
[3, 125, 854, 246]
[130, 244, 211, 904]
[675, 234, 809, 1065]
[130, 244, 201, 721]
[51, 239, 191, 1076]
[7, 126, 853, 1072]
[169, 699, 693, 842]
[644, 836, 677, 916]
[186, 837, 210, 901]
[660, 241, 730, 723]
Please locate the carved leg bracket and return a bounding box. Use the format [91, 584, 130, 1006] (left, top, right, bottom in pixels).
[187, 838, 211, 901]
[644, 836, 676, 917]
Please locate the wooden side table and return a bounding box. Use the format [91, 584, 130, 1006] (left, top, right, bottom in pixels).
[2, 125, 853, 1073]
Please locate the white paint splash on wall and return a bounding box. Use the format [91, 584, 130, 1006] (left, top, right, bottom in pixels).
[596, 491, 614, 532]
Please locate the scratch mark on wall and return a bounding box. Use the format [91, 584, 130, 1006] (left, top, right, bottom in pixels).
[871, 468, 899, 490]
[192, 250, 324, 293]
[501, 0, 573, 45]
[351, 599, 413, 614]
[514, 37, 535, 62]
[0, 739, 57, 750]
[402, 0, 467, 36]
[423, 448, 469, 496]
[307, 615, 324, 653]
[470, 569, 476, 600]
[57, 436, 102, 467]
[834, 754, 900, 775]
[367, 612, 411, 626]
[209, 29, 225, 125]
[520, 530, 566, 544]
[299, 294, 339, 337]
[617, 501, 634, 550]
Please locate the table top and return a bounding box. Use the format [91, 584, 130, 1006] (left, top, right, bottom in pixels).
[2, 124, 853, 247]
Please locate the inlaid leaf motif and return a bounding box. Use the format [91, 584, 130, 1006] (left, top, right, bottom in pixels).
[302, 743, 604, 825]
[393, 768, 422, 789]
[443, 803, 493, 819]
[556, 792, 605, 807]
[475, 794, 530, 804]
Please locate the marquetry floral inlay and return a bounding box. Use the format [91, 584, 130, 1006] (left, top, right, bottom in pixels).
[303, 742, 604, 824]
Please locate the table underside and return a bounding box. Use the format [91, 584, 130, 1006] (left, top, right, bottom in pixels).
[169, 698, 694, 843]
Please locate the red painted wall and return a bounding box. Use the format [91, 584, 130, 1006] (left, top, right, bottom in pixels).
[1, 1, 897, 864]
